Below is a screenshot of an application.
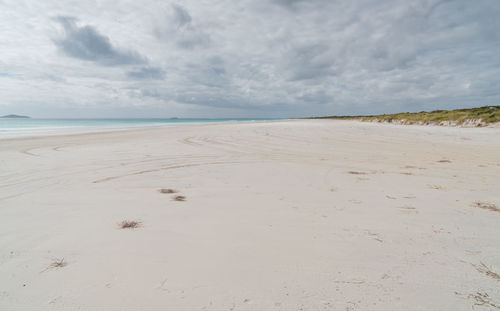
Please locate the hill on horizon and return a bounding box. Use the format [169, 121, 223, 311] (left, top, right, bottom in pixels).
[0, 114, 30, 119]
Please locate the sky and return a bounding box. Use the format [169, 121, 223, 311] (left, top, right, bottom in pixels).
[1, 0, 499, 118]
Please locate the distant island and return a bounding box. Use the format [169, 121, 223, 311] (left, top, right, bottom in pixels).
[0, 114, 30, 119]
[315, 105, 500, 127]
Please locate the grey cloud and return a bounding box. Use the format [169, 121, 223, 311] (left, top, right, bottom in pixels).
[53, 16, 146, 66]
[296, 90, 331, 104]
[154, 4, 210, 49]
[271, 0, 331, 11]
[171, 4, 192, 28]
[273, 0, 319, 7]
[140, 86, 287, 111]
[184, 57, 228, 88]
[285, 44, 337, 81]
[127, 67, 165, 80]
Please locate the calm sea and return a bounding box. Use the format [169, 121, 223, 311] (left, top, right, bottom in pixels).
[0, 118, 283, 138]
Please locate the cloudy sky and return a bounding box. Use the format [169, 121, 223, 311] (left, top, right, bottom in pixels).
[1, 0, 499, 118]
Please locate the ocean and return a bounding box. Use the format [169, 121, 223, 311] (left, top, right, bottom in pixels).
[0, 118, 283, 138]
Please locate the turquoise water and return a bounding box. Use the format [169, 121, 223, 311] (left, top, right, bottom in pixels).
[0, 118, 283, 138]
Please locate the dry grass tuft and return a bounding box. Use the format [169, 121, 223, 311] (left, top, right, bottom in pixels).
[173, 195, 186, 201]
[159, 188, 177, 194]
[473, 262, 500, 281]
[118, 220, 141, 229]
[466, 292, 500, 309]
[472, 201, 500, 213]
[41, 258, 68, 273]
[50, 258, 67, 269]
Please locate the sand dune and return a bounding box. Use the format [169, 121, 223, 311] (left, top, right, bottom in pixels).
[1, 120, 499, 310]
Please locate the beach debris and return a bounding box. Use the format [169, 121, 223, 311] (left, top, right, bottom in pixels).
[398, 205, 418, 214]
[50, 258, 67, 268]
[437, 159, 452, 163]
[172, 195, 186, 202]
[41, 258, 67, 272]
[427, 184, 443, 190]
[455, 291, 500, 309]
[398, 205, 416, 210]
[347, 171, 367, 175]
[118, 220, 141, 229]
[159, 188, 177, 194]
[472, 262, 500, 281]
[472, 201, 500, 213]
[333, 278, 366, 284]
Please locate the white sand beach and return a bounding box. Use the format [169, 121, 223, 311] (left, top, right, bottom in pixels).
[1, 119, 499, 310]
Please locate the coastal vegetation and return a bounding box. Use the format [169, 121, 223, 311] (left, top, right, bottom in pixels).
[317, 106, 500, 126]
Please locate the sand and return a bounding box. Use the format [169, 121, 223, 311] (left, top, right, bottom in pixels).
[1, 119, 499, 310]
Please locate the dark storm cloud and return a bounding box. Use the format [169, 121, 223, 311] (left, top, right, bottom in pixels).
[53, 16, 146, 66]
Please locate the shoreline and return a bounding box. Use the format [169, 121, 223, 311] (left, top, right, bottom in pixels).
[4, 117, 500, 142]
[0, 118, 290, 140]
[3, 116, 499, 141]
